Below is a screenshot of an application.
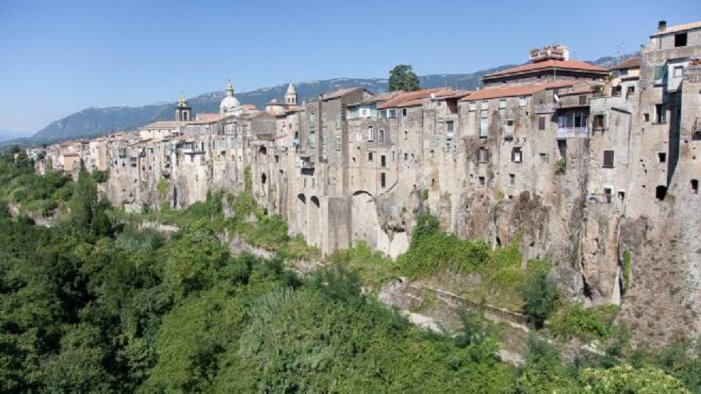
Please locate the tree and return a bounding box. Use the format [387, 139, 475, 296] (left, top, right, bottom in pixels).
[388, 64, 420, 92]
[521, 271, 559, 328]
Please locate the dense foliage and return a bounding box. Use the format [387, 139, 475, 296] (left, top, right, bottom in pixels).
[0, 152, 697, 393]
[388, 64, 420, 92]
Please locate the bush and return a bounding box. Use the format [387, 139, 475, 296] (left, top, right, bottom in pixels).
[550, 303, 618, 341]
[521, 271, 559, 328]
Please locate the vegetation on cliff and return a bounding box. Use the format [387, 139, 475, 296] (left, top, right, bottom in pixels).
[0, 151, 698, 393]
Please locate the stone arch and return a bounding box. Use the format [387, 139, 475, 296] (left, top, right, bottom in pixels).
[309, 196, 321, 247]
[296, 193, 307, 236]
[351, 190, 379, 249]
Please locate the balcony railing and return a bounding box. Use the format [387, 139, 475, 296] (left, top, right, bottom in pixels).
[556, 127, 589, 139]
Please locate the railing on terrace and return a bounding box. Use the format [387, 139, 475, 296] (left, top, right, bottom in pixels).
[556, 127, 589, 139]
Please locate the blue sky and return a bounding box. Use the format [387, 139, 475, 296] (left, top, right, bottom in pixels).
[0, 0, 699, 133]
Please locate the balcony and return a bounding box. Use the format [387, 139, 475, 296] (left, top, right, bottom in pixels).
[556, 127, 589, 139]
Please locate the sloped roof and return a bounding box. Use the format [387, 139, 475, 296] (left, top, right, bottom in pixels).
[611, 56, 641, 70]
[459, 81, 575, 101]
[650, 20, 701, 37]
[319, 87, 372, 101]
[142, 121, 186, 129]
[483, 60, 608, 79]
[377, 88, 454, 109]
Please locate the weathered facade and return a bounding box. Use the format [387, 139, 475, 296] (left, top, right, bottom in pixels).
[37, 21, 701, 343]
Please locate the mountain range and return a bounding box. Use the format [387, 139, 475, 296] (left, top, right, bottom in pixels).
[6, 55, 626, 147]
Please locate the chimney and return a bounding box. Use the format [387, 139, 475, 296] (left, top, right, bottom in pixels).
[658, 20, 667, 31]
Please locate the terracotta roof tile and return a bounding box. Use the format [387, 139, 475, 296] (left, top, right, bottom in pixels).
[483, 60, 608, 79]
[377, 88, 454, 109]
[459, 81, 575, 101]
[611, 56, 641, 70]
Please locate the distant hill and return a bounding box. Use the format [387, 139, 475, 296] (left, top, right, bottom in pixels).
[16, 54, 633, 146]
[0, 129, 31, 142]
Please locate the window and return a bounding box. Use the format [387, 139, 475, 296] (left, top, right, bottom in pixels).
[402, 108, 407, 116]
[404, 130, 408, 140]
[657, 152, 667, 163]
[480, 101, 488, 110]
[404, 153, 408, 161]
[468, 102, 477, 111]
[519, 96, 527, 107]
[538, 116, 546, 131]
[655, 104, 666, 123]
[644, 113, 650, 122]
[627, 86, 635, 96]
[480, 111, 489, 137]
[478, 176, 486, 186]
[593, 114, 606, 131]
[379, 129, 385, 143]
[381, 155, 386, 168]
[674, 33, 687, 47]
[380, 172, 386, 188]
[446, 121, 454, 133]
[673, 66, 684, 78]
[603, 187, 613, 203]
[309, 113, 315, 128]
[368, 152, 373, 161]
[360, 108, 368, 117]
[539, 153, 549, 163]
[692, 179, 698, 194]
[579, 95, 588, 105]
[367, 126, 374, 141]
[603, 150, 614, 168]
[478, 148, 488, 163]
[509, 173, 515, 187]
[499, 99, 506, 109]
[336, 136, 341, 151]
[388, 109, 397, 118]
[693, 132, 701, 141]
[511, 147, 522, 163]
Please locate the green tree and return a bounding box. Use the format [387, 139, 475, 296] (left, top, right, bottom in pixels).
[388, 64, 420, 92]
[521, 271, 559, 328]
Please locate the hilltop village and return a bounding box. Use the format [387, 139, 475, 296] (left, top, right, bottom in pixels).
[34, 20, 701, 340]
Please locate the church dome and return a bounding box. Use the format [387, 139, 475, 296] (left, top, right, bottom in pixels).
[219, 80, 240, 114]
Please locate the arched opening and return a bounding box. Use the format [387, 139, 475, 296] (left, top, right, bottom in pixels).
[261, 172, 267, 185]
[296, 193, 307, 237]
[351, 190, 379, 248]
[309, 196, 321, 247]
[259, 146, 267, 155]
[655, 185, 667, 201]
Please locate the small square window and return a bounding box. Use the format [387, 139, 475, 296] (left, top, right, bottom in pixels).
[674, 33, 687, 47]
[658, 152, 667, 163]
[538, 116, 546, 131]
[478, 176, 486, 186]
[603, 150, 614, 168]
[511, 147, 522, 163]
[673, 66, 684, 78]
[468, 102, 476, 111]
[519, 96, 527, 107]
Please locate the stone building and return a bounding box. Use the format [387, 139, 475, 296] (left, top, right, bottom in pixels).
[37, 20, 701, 343]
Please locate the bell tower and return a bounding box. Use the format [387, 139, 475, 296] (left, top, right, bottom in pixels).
[285, 82, 298, 105]
[175, 93, 192, 122]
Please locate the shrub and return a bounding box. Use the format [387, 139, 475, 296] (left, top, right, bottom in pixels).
[550, 303, 619, 341]
[521, 271, 559, 328]
[555, 158, 567, 175]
